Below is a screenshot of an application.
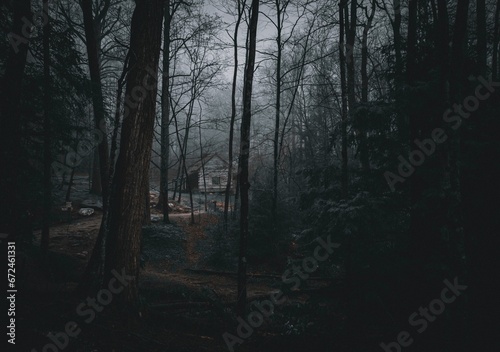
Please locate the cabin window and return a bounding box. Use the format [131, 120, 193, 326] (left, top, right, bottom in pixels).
[212, 176, 221, 185]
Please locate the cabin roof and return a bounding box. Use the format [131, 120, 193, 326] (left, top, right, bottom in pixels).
[187, 154, 229, 174]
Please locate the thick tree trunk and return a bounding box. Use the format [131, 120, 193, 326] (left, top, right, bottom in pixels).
[103, 0, 163, 309]
[237, 0, 260, 317]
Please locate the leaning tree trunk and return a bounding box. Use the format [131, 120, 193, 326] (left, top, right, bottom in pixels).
[103, 0, 163, 309]
[236, 0, 260, 317]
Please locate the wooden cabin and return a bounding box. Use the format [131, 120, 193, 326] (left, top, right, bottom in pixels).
[186, 154, 236, 193]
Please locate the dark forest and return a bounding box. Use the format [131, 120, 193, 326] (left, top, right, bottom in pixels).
[1, 0, 499, 351]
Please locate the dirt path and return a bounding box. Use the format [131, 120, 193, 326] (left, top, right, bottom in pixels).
[24, 194, 340, 351]
[170, 211, 213, 265]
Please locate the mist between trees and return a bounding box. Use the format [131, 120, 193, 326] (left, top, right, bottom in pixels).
[1, 0, 499, 351]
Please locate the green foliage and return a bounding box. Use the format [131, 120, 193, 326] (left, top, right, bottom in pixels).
[248, 178, 302, 264]
[204, 214, 239, 269]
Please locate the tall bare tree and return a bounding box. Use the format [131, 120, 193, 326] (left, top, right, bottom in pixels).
[159, 0, 172, 224]
[271, 0, 289, 222]
[237, 0, 260, 317]
[224, 0, 246, 230]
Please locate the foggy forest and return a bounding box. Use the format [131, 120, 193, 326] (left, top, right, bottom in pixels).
[1, 0, 499, 351]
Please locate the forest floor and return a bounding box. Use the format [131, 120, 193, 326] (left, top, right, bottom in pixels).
[17, 197, 358, 352]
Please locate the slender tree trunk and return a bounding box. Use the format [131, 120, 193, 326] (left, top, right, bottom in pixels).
[177, 154, 184, 203]
[477, 0, 487, 74]
[361, 0, 375, 103]
[234, 14, 252, 220]
[183, 157, 195, 224]
[346, 0, 369, 172]
[236, 0, 260, 317]
[173, 159, 180, 200]
[182, 83, 197, 223]
[339, 0, 348, 199]
[81, 0, 110, 212]
[224, 0, 245, 230]
[103, 0, 163, 309]
[79, 52, 129, 294]
[77, 0, 116, 293]
[272, 0, 284, 223]
[172, 112, 194, 222]
[233, 157, 240, 218]
[393, 0, 406, 144]
[90, 149, 102, 195]
[65, 168, 75, 202]
[341, 0, 356, 336]
[493, 0, 500, 80]
[143, 175, 151, 225]
[407, 0, 421, 273]
[199, 118, 208, 211]
[378, 0, 404, 141]
[393, 0, 402, 80]
[109, 54, 129, 180]
[41, 0, 51, 253]
[159, 0, 171, 224]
